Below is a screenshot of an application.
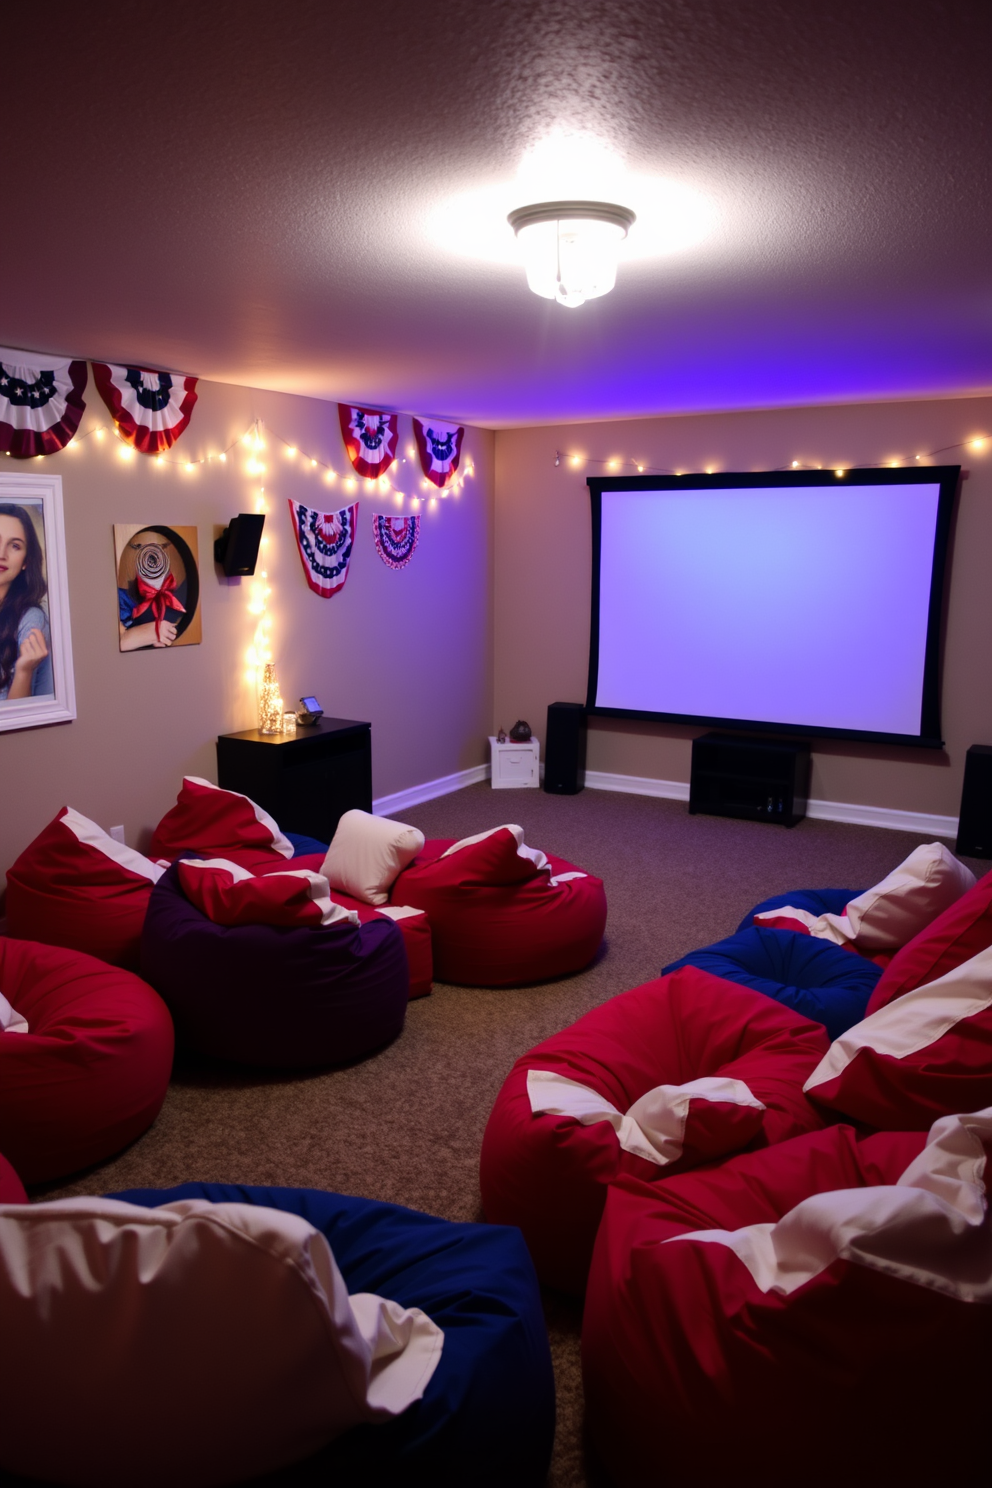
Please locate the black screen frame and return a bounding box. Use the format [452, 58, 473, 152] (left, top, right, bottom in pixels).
[586, 465, 960, 749]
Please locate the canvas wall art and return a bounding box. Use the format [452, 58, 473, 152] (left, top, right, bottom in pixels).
[114, 523, 201, 651]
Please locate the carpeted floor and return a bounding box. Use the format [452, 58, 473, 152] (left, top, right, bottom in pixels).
[31, 784, 983, 1486]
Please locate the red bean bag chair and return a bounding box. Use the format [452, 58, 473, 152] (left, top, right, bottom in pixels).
[150, 775, 295, 871]
[583, 1108, 992, 1488]
[0, 938, 174, 1184]
[804, 938, 992, 1129]
[389, 826, 607, 987]
[0, 1152, 27, 1203]
[479, 967, 828, 1294]
[865, 864, 992, 1013]
[5, 808, 165, 971]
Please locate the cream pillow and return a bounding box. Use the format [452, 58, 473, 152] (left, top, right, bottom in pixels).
[0, 1195, 442, 1488]
[759, 843, 976, 952]
[321, 809, 425, 905]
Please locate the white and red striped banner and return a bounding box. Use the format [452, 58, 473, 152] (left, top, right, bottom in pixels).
[93, 363, 198, 454]
[287, 500, 359, 597]
[413, 416, 464, 488]
[338, 404, 398, 479]
[372, 513, 420, 569]
[0, 346, 87, 457]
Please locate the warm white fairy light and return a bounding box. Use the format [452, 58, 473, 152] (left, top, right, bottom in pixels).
[25, 411, 477, 531]
[553, 433, 991, 479]
[257, 661, 283, 734]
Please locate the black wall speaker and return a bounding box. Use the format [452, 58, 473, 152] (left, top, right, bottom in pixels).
[544, 702, 587, 794]
[214, 514, 265, 576]
[956, 744, 992, 858]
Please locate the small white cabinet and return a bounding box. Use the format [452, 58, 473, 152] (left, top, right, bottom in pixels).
[489, 734, 540, 789]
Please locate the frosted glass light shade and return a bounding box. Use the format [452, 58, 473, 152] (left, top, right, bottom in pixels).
[508, 200, 635, 308]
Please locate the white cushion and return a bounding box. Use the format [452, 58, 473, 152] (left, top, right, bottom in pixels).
[0, 1195, 442, 1488]
[321, 810, 425, 906]
[758, 844, 975, 952]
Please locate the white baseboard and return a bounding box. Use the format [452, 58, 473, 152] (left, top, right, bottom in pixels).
[373, 762, 490, 816]
[375, 761, 959, 840]
[583, 768, 957, 838]
[585, 769, 690, 801]
[805, 798, 958, 838]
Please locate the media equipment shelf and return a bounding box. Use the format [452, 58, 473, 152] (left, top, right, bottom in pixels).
[689, 732, 810, 828]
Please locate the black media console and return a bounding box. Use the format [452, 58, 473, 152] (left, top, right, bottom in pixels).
[217, 717, 372, 844]
[689, 732, 811, 828]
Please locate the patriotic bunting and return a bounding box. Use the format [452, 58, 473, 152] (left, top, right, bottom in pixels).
[372, 513, 420, 569]
[338, 404, 398, 479]
[287, 500, 359, 598]
[0, 346, 87, 457]
[93, 363, 198, 454]
[413, 416, 464, 488]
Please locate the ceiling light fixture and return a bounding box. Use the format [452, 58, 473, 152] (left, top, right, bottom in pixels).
[507, 200, 636, 308]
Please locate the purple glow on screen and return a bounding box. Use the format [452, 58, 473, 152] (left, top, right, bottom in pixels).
[595, 484, 941, 735]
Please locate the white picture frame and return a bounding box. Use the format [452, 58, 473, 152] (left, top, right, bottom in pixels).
[0, 469, 76, 732]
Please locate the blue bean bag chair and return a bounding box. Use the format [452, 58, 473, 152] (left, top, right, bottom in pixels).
[141, 864, 409, 1068]
[735, 887, 863, 932]
[110, 1183, 555, 1487]
[662, 925, 882, 1040]
[286, 831, 331, 857]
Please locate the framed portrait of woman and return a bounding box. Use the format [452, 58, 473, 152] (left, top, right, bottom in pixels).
[0, 470, 75, 733]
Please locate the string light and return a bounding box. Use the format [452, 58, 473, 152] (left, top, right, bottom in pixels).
[18, 409, 475, 521]
[552, 433, 991, 477]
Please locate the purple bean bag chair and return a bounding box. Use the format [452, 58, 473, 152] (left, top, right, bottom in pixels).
[140, 865, 409, 1068]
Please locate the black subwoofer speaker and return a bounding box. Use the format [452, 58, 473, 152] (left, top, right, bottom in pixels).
[544, 702, 587, 794]
[956, 744, 992, 858]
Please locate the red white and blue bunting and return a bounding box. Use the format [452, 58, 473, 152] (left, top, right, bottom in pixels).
[0, 346, 87, 457]
[413, 416, 464, 489]
[92, 363, 198, 454]
[372, 513, 420, 569]
[338, 404, 398, 479]
[287, 500, 359, 598]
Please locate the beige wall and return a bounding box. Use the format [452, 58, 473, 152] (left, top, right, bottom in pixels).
[2, 379, 494, 888]
[494, 396, 992, 818]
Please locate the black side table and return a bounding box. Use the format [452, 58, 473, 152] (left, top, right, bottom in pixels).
[216, 717, 372, 845]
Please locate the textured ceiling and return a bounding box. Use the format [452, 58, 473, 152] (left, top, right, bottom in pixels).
[2, 0, 989, 425]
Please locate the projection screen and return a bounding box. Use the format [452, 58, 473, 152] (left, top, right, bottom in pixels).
[586, 467, 959, 747]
